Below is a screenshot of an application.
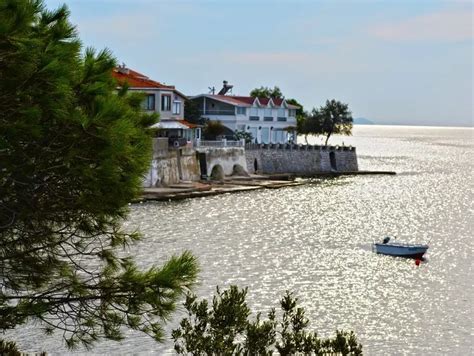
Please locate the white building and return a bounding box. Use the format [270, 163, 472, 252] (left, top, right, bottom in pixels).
[190, 93, 299, 144]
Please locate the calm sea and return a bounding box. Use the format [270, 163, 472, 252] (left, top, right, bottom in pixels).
[9, 125, 474, 355]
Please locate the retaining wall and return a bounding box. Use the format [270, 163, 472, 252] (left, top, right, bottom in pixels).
[196, 147, 248, 178]
[143, 138, 200, 187]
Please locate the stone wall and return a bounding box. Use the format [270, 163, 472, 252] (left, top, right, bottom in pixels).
[245, 144, 358, 174]
[196, 147, 248, 178]
[143, 138, 200, 187]
[143, 140, 358, 187]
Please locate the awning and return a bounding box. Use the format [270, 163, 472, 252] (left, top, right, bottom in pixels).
[150, 120, 201, 130]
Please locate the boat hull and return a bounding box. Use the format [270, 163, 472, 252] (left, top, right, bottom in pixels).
[374, 243, 428, 259]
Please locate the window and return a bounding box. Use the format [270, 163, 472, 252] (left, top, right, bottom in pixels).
[172, 101, 181, 115]
[277, 108, 286, 117]
[264, 108, 272, 117]
[249, 107, 258, 116]
[142, 94, 155, 111]
[249, 127, 258, 143]
[161, 94, 171, 111]
[274, 130, 286, 143]
[289, 109, 296, 117]
[236, 107, 246, 115]
[261, 128, 270, 144]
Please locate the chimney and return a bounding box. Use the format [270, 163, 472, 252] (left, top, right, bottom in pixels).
[217, 80, 233, 95]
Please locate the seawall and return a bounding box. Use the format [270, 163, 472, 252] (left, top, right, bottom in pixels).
[245, 143, 358, 174]
[144, 139, 359, 187]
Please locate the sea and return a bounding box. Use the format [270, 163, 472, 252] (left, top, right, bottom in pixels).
[8, 125, 474, 355]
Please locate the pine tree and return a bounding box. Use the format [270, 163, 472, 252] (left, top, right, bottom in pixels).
[0, 0, 198, 349]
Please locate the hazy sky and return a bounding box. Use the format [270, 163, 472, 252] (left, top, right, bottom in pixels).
[45, 0, 473, 127]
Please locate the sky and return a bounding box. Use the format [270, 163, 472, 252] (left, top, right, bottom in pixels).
[44, 0, 473, 127]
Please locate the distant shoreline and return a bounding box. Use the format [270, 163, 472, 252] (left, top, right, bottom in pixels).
[353, 123, 473, 129]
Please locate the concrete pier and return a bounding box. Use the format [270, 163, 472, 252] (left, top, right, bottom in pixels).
[137, 170, 395, 202]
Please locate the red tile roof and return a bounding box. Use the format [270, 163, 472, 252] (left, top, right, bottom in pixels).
[272, 98, 284, 106]
[112, 68, 175, 90]
[180, 120, 202, 128]
[204, 94, 299, 109]
[215, 95, 256, 105]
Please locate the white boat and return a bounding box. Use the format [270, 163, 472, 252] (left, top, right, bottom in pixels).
[373, 237, 428, 259]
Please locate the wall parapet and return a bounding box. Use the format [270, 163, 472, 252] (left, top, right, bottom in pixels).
[245, 143, 356, 152]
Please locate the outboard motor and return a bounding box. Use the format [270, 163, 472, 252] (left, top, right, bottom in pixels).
[383, 236, 390, 244]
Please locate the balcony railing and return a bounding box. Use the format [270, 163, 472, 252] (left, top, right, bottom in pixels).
[249, 116, 260, 121]
[264, 117, 273, 121]
[200, 109, 235, 115]
[277, 117, 287, 122]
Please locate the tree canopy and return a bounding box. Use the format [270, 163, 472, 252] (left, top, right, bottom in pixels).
[0, 0, 198, 349]
[183, 98, 202, 124]
[250, 86, 284, 99]
[203, 120, 226, 140]
[318, 99, 353, 145]
[296, 100, 353, 145]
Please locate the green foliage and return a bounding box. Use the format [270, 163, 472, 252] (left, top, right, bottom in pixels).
[184, 98, 203, 124]
[297, 100, 353, 145]
[286, 98, 304, 117]
[318, 99, 353, 145]
[298, 108, 324, 143]
[173, 286, 363, 355]
[234, 130, 253, 143]
[250, 86, 283, 99]
[0, 0, 198, 348]
[203, 120, 226, 140]
[0, 339, 22, 356]
[0, 339, 46, 356]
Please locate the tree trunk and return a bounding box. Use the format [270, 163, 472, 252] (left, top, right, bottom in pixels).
[325, 132, 331, 146]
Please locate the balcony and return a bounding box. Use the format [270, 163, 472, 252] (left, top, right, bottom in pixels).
[201, 109, 236, 116]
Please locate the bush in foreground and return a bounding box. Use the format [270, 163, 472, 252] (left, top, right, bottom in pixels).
[172, 286, 362, 355]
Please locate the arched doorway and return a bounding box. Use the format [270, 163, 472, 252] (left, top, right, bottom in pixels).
[329, 151, 337, 171]
[198, 152, 207, 179]
[253, 158, 258, 173]
[232, 164, 247, 176]
[210, 164, 224, 181]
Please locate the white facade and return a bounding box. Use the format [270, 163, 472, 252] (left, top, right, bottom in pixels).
[191, 95, 298, 144]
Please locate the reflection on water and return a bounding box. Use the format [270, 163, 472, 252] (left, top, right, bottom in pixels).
[9, 126, 474, 355]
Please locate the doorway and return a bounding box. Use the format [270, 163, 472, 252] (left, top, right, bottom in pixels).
[329, 151, 337, 171]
